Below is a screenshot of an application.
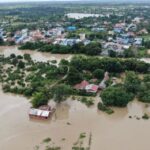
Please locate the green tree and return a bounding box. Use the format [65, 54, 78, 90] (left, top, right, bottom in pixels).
[31, 92, 49, 108]
[124, 71, 141, 94]
[93, 69, 104, 80]
[67, 66, 83, 85]
[52, 84, 73, 103]
[101, 85, 134, 107]
[18, 61, 25, 68]
[85, 43, 102, 56]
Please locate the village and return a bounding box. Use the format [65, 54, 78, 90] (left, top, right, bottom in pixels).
[1, 4, 150, 57]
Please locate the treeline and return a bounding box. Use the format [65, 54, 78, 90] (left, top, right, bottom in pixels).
[19, 42, 102, 56]
[70, 56, 150, 74]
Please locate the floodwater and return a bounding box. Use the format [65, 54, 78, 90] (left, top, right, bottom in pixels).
[1, 46, 150, 150]
[0, 46, 72, 64]
[66, 13, 103, 19]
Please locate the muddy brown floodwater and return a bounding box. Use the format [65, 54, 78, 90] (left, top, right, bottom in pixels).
[0, 46, 150, 150]
[0, 46, 72, 64]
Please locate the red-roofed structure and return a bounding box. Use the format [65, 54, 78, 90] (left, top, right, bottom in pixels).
[74, 80, 89, 90]
[85, 84, 99, 93]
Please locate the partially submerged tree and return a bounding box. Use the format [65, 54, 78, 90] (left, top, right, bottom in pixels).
[101, 85, 134, 107]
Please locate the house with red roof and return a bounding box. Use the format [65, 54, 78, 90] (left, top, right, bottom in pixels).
[74, 80, 99, 93]
[74, 80, 89, 90]
[85, 84, 99, 93]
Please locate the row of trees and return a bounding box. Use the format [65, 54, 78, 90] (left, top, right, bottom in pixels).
[70, 56, 150, 74]
[19, 42, 102, 56]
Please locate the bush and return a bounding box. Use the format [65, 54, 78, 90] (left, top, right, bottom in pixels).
[93, 69, 104, 80]
[101, 85, 134, 107]
[79, 97, 94, 107]
[142, 113, 149, 120]
[97, 102, 114, 114]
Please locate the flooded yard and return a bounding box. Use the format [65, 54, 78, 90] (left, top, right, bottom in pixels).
[0, 46, 150, 150]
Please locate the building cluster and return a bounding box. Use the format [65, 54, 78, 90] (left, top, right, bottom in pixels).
[101, 18, 147, 55]
[0, 13, 149, 55]
[74, 72, 110, 94]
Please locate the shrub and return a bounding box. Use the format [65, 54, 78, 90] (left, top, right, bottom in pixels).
[142, 113, 149, 120]
[97, 102, 114, 114]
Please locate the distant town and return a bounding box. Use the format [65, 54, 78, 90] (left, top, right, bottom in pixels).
[0, 3, 150, 57]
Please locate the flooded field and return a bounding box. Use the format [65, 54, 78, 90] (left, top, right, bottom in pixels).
[0, 46, 72, 64]
[66, 13, 103, 19]
[1, 87, 150, 150]
[1, 46, 150, 150]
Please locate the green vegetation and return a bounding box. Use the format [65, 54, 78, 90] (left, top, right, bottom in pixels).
[124, 71, 141, 94]
[31, 92, 49, 108]
[78, 97, 94, 107]
[138, 75, 150, 103]
[52, 84, 73, 103]
[142, 113, 149, 120]
[0, 54, 149, 109]
[19, 42, 102, 56]
[101, 85, 134, 107]
[43, 138, 52, 143]
[97, 102, 114, 114]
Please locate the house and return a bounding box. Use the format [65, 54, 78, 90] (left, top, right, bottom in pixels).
[74, 80, 89, 90]
[117, 37, 129, 45]
[114, 28, 123, 34]
[74, 80, 99, 93]
[79, 33, 86, 41]
[134, 38, 143, 46]
[133, 17, 143, 23]
[126, 24, 137, 32]
[0, 28, 4, 39]
[30, 30, 45, 41]
[13, 29, 28, 44]
[99, 80, 106, 89]
[29, 105, 55, 120]
[114, 23, 126, 29]
[99, 72, 109, 89]
[85, 84, 99, 93]
[138, 29, 148, 35]
[91, 27, 106, 32]
[67, 26, 77, 31]
[108, 31, 114, 35]
[83, 40, 91, 45]
[45, 27, 64, 37]
[103, 42, 124, 54]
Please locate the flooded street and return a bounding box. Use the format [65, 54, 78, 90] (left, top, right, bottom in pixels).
[0, 46, 150, 150]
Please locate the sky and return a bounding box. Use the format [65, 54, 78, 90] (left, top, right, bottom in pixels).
[0, 0, 149, 2]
